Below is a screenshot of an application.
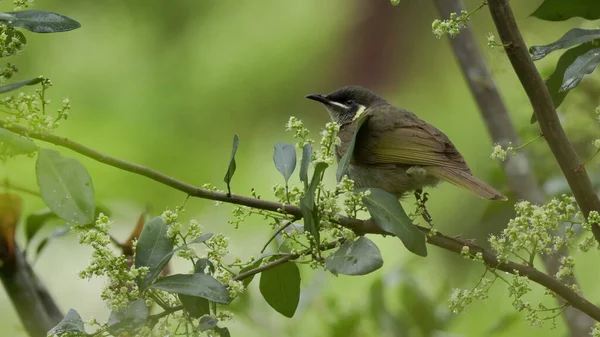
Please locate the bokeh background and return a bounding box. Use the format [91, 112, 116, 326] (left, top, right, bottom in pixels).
[2, 0, 600, 336]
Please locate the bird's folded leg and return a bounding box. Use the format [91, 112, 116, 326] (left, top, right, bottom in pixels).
[414, 189, 434, 227]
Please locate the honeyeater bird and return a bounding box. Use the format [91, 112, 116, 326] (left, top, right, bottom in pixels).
[306, 86, 507, 201]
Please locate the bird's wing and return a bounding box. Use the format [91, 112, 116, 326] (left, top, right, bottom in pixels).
[359, 108, 471, 172]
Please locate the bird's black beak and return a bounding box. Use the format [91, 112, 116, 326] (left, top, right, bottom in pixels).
[305, 93, 330, 105]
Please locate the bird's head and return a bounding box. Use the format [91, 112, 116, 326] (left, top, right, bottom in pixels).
[306, 86, 386, 125]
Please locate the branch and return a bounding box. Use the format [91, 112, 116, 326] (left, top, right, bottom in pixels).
[0, 244, 61, 337]
[487, 0, 600, 243]
[432, 0, 593, 334]
[2, 121, 600, 321]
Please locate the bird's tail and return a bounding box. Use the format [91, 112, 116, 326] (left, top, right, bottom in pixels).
[426, 166, 507, 201]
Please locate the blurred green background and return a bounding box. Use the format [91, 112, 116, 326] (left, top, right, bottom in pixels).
[2, 0, 600, 336]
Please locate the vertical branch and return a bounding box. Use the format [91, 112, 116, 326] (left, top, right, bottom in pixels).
[0, 244, 61, 337]
[486, 0, 600, 242]
[432, 0, 593, 334]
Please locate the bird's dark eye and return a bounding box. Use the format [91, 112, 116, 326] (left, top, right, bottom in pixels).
[346, 99, 356, 106]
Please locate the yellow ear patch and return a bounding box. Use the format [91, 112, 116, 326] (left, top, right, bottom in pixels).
[352, 104, 366, 121]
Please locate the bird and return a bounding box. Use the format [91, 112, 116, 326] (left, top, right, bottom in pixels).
[305, 85, 507, 201]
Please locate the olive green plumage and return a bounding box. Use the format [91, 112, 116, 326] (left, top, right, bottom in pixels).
[306, 86, 507, 201]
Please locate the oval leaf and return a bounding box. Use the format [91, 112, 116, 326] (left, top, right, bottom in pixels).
[2, 10, 81, 33]
[151, 273, 231, 304]
[179, 294, 209, 319]
[47, 309, 86, 335]
[36, 149, 95, 224]
[337, 114, 370, 182]
[259, 261, 300, 318]
[0, 128, 36, 157]
[223, 134, 239, 195]
[529, 28, 600, 61]
[0, 76, 42, 94]
[560, 47, 600, 92]
[273, 142, 296, 183]
[300, 162, 328, 245]
[531, 42, 599, 123]
[25, 208, 57, 246]
[199, 316, 219, 332]
[107, 299, 148, 336]
[299, 143, 312, 189]
[35, 225, 70, 258]
[134, 217, 174, 290]
[359, 188, 427, 257]
[531, 0, 600, 21]
[325, 237, 383, 276]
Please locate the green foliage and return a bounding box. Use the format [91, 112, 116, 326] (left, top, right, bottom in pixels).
[531, 43, 599, 123]
[529, 29, 600, 61]
[35, 149, 95, 225]
[273, 142, 296, 183]
[0, 127, 36, 158]
[259, 261, 300, 318]
[24, 208, 56, 246]
[359, 188, 427, 257]
[0, 10, 80, 33]
[299, 143, 311, 189]
[300, 161, 328, 245]
[336, 114, 369, 182]
[531, 0, 600, 21]
[560, 48, 600, 92]
[0, 76, 42, 93]
[325, 236, 383, 276]
[223, 133, 239, 195]
[47, 309, 86, 336]
[106, 299, 149, 336]
[134, 216, 174, 291]
[150, 274, 231, 304]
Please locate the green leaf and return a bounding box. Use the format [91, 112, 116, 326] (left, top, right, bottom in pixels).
[259, 262, 300, 318]
[35, 149, 95, 225]
[179, 294, 210, 318]
[0, 10, 81, 33]
[47, 308, 86, 336]
[531, 0, 600, 21]
[25, 208, 57, 246]
[273, 142, 296, 183]
[336, 114, 370, 182]
[359, 188, 427, 257]
[189, 233, 213, 245]
[134, 217, 174, 290]
[0, 128, 36, 157]
[199, 316, 219, 332]
[195, 257, 216, 275]
[35, 225, 69, 258]
[390, 0, 401, 5]
[215, 326, 231, 337]
[529, 29, 600, 61]
[106, 299, 148, 336]
[151, 273, 231, 304]
[325, 237, 383, 276]
[531, 42, 599, 123]
[299, 143, 312, 189]
[560, 47, 600, 92]
[0, 76, 42, 94]
[300, 162, 328, 245]
[223, 134, 239, 195]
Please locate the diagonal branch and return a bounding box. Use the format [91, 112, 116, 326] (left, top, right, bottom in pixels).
[487, 0, 600, 243]
[2, 120, 599, 321]
[432, 0, 593, 334]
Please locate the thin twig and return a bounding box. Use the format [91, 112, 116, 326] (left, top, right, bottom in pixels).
[2, 122, 600, 321]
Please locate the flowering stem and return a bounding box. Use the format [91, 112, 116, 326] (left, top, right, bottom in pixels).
[3, 120, 600, 321]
